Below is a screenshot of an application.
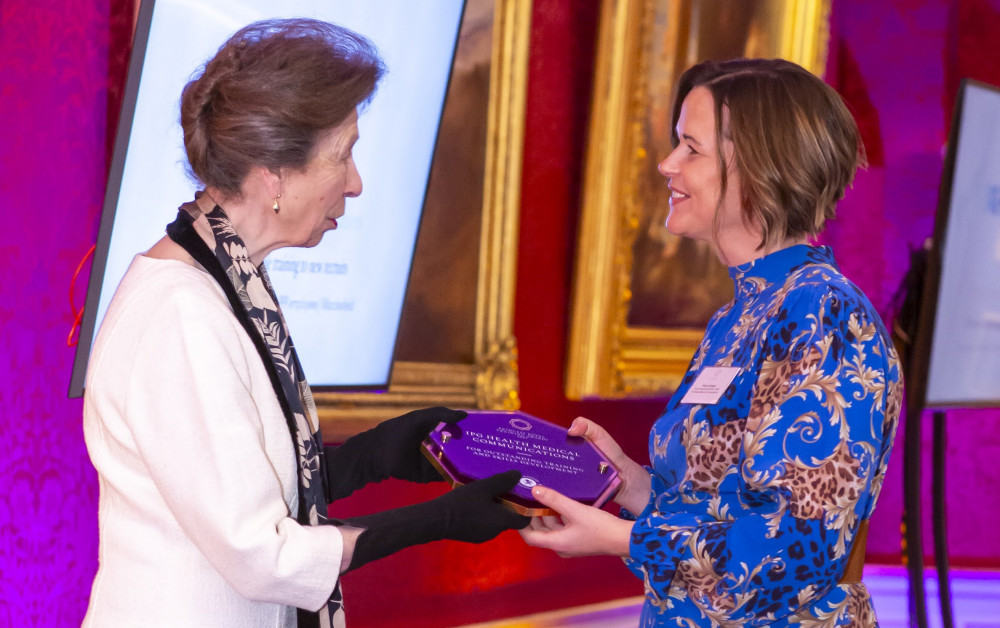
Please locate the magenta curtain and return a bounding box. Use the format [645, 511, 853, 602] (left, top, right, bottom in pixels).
[823, 0, 1000, 567]
[0, 0, 132, 624]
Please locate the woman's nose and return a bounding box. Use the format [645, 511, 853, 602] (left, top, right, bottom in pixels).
[345, 158, 362, 198]
[657, 154, 675, 177]
[658, 144, 684, 177]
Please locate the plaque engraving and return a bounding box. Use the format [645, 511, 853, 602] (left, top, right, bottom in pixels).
[421, 410, 621, 516]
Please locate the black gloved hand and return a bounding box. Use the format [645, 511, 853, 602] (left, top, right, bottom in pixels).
[340, 469, 530, 572]
[323, 406, 466, 502]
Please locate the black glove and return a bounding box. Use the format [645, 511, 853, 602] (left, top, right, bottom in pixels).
[341, 470, 530, 572]
[323, 406, 466, 501]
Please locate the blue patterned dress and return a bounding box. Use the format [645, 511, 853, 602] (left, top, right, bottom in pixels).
[623, 245, 903, 627]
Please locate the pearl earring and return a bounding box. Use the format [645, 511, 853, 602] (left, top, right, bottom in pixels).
[272, 194, 281, 214]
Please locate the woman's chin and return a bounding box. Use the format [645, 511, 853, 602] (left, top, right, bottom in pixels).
[294, 233, 324, 249]
[663, 219, 685, 238]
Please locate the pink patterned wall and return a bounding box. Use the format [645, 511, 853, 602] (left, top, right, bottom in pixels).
[1, 0, 998, 626]
[0, 0, 132, 624]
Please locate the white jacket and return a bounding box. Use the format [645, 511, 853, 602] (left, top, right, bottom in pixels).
[83, 255, 343, 627]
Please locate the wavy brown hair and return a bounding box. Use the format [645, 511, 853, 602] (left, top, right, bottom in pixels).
[180, 18, 385, 197]
[670, 58, 865, 250]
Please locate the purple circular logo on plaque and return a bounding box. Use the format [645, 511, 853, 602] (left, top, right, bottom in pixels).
[519, 476, 539, 488]
[509, 417, 533, 431]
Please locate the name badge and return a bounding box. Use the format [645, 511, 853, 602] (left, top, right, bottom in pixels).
[680, 366, 741, 405]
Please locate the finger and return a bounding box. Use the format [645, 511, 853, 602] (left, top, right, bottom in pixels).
[569, 417, 612, 445]
[415, 407, 466, 429]
[441, 408, 467, 423]
[519, 521, 556, 546]
[539, 514, 563, 529]
[530, 485, 582, 518]
[570, 419, 626, 464]
[479, 469, 523, 494]
[526, 519, 553, 534]
[500, 508, 531, 530]
[567, 417, 592, 437]
[518, 525, 542, 544]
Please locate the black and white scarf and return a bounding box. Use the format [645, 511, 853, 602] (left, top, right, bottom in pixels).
[167, 198, 344, 628]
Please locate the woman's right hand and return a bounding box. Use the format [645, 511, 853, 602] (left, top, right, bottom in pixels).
[568, 417, 651, 514]
[338, 470, 529, 572]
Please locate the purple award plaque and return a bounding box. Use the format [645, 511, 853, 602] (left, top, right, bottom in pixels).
[421, 410, 621, 516]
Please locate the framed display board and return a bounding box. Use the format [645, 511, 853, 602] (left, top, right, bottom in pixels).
[69, 0, 466, 395]
[918, 79, 1000, 409]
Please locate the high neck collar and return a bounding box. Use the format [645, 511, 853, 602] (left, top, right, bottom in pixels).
[729, 244, 836, 301]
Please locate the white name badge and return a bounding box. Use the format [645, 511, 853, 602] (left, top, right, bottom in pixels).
[680, 367, 742, 405]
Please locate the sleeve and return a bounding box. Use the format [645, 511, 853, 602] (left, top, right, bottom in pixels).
[624, 288, 901, 623]
[124, 284, 343, 612]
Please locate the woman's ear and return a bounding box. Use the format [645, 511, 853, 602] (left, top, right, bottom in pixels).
[246, 165, 283, 205]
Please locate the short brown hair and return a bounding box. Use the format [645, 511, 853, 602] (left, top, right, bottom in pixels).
[671, 58, 865, 249]
[181, 18, 385, 196]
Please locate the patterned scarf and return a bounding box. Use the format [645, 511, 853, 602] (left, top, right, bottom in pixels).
[166, 198, 344, 628]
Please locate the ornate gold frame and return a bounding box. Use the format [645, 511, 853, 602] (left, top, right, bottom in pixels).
[316, 0, 531, 441]
[565, 0, 830, 400]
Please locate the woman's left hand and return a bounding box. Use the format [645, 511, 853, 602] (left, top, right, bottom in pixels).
[567, 417, 651, 514]
[324, 406, 465, 501]
[518, 485, 633, 558]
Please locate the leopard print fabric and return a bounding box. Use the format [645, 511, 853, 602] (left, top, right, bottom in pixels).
[623, 245, 902, 627]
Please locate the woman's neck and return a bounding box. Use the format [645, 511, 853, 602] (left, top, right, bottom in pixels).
[714, 231, 810, 267]
[200, 187, 275, 266]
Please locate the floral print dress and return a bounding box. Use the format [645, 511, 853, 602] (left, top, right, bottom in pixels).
[623, 245, 903, 627]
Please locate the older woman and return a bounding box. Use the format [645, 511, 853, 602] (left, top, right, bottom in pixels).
[519, 58, 903, 627]
[83, 19, 526, 628]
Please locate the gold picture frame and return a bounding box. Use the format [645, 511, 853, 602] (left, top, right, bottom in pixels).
[315, 0, 531, 441]
[565, 0, 831, 400]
